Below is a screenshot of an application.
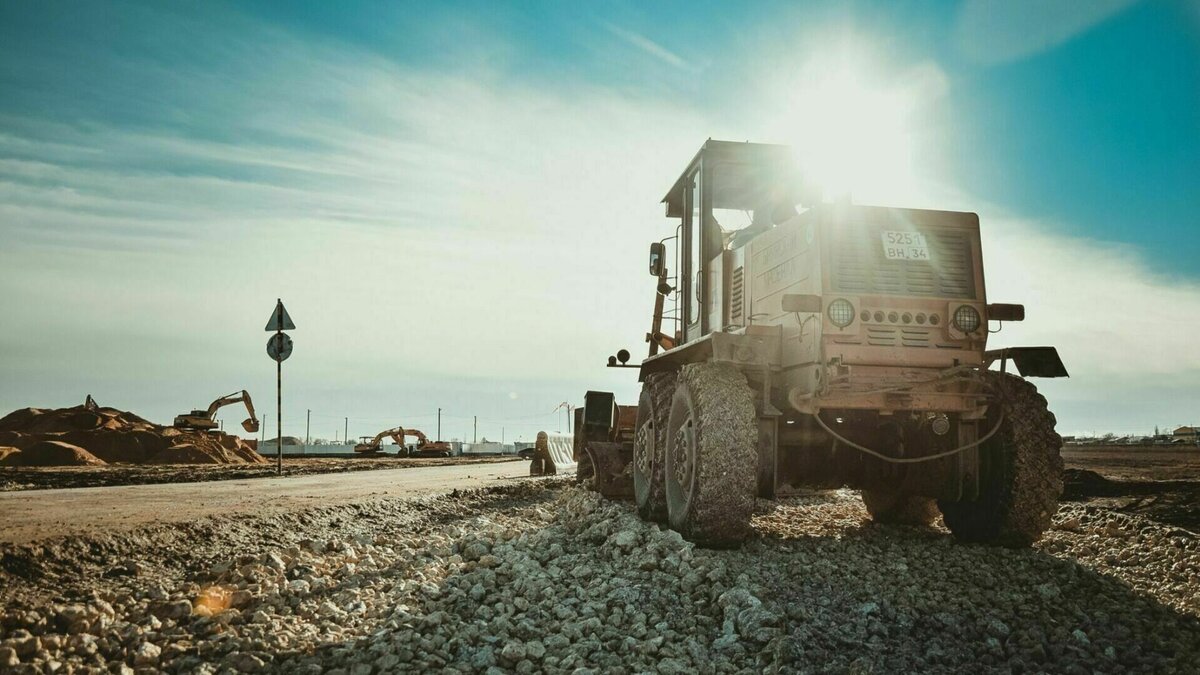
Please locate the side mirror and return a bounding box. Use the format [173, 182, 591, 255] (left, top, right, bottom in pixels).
[782, 293, 823, 313]
[987, 303, 1025, 322]
[649, 242, 666, 277]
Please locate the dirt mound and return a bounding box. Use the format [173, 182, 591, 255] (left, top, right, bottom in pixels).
[0, 398, 264, 466]
[0, 446, 21, 466]
[146, 443, 222, 464]
[1062, 468, 1121, 499]
[14, 441, 106, 467]
[266, 436, 303, 446]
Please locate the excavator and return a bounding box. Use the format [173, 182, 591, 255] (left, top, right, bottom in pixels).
[173, 391, 260, 433]
[354, 426, 452, 457]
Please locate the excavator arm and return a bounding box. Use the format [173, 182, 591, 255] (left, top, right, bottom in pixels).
[205, 391, 260, 433]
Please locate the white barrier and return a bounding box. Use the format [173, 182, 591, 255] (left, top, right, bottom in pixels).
[541, 432, 576, 470]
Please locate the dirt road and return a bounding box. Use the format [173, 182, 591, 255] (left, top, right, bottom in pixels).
[0, 455, 522, 492]
[0, 460, 538, 544]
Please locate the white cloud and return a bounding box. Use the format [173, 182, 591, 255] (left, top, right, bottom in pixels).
[600, 22, 693, 71]
[0, 7, 1195, 440]
[953, 0, 1141, 66]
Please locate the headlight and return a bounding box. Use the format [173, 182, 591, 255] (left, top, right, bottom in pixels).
[953, 305, 981, 333]
[827, 299, 855, 327]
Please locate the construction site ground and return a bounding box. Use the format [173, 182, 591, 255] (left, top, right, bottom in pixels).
[0, 446, 1197, 672]
[0, 455, 520, 492]
[1061, 444, 1200, 532]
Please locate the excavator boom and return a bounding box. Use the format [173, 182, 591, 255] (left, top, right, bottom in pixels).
[353, 425, 450, 457]
[174, 390, 259, 433]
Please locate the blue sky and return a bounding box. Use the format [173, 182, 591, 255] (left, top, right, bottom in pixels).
[0, 0, 1197, 438]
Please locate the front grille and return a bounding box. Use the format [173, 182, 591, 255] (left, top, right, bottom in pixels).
[730, 266, 744, 323]
[832, 227, 976, 299]
[864, 326, 934, 347]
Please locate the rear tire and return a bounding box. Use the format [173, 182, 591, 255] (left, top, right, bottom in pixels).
[939, 372, 1063, 547]
[664, 363, 757, 547]
[634, 372, 675, 522]
[862, 490, 940, 526]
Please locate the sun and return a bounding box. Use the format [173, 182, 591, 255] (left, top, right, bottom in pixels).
[767, 46, 942, 206]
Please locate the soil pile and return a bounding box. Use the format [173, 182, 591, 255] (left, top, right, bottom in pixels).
[1, 441, 106, 467]
[0, 399, 264, 466]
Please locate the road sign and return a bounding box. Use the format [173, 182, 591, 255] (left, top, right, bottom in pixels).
[266, 298, 295, 477]
[267, 333, 293, 362]
[264, 300, 296, 332]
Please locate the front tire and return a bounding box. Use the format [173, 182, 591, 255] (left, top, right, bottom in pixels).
[634, 372, 675, 522]
[938, 372, 1063, 547]
[664, 363, 758, 547]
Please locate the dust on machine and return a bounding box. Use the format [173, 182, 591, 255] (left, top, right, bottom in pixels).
[573, 140, 1068, 548]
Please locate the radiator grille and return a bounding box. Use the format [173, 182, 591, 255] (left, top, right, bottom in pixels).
[730, 266, 744, 323]
[863, 327, 935, 347]
[832, 227, 976, 299]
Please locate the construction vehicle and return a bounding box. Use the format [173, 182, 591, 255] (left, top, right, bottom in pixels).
[353, 426, 452, 457]
[577, 140, 1068, 548]
[174, 391, 260, 433]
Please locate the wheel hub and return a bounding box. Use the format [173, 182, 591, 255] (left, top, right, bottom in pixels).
[635, 423, 652, 474]
[673, 419, 694, 487]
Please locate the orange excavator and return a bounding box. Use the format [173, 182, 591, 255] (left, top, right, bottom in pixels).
[174, 391, 260, 433]
[354, 426, 452, 457]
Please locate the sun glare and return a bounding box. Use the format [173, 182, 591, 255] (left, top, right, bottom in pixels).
[770, 48, 937, 206]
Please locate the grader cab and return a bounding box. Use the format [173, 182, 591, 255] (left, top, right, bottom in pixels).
[578, 140, 1068, 548]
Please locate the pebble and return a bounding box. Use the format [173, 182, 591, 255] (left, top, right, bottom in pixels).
[1, 483, 1197, 673]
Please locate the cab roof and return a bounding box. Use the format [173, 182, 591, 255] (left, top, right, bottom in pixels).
[661, 140, 808, 218]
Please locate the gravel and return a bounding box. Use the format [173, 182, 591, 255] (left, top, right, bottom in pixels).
[1, 481, 1198, 673]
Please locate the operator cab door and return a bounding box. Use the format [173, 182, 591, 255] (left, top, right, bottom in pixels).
[683, 166, 707, 343]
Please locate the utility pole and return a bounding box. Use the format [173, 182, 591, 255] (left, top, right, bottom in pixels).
[437, 408, 442, 442]
[473, 416, 477, 443]
[502, 426, 505, 443]
[306, 409, 311, 445]
[344, 417, 348, 446]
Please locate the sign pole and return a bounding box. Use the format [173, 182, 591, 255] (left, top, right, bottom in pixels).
[276, 330, 282, 475]
[264, 298, 295, 475]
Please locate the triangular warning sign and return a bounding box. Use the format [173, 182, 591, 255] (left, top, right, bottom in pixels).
[264, 300, 296, 331]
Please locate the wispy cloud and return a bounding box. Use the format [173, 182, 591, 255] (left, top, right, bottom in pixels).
[601, 21, 694, 72]
[953, 0, 1141, 66]
[0, 3, 1195, 439]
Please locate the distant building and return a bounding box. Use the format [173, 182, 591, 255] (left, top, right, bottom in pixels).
[1174, 426, 1198, 439]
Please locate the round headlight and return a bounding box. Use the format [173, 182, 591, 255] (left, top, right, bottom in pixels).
[827, 299, 855, 327]
[953, 305, 981, 333]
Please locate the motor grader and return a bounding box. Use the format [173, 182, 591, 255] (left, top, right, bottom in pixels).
[576, 140, 1067, 548]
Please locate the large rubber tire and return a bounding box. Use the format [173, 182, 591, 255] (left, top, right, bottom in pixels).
[634, 372, 676, 522]
[664, 363, 758, 547]
[862, 490, 940, 526]
[938, 372, 1063, 547]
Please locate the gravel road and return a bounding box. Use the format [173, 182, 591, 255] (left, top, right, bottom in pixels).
[2, 477, 1198, 673]
[0, 461, 533, 544]
[0, 456, 522, 493]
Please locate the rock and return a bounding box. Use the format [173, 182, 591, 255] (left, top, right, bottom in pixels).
[229, 651, 267, 672]
[151, 599, 194, 620]
[0, 647, 18, 668]
[133, 642, 161, 667]
[500, 641, 527, 662]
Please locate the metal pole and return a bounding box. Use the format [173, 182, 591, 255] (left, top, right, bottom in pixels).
[276, 337, 282, 476]
[344, 417, 348, 446]
[473, 416, 477, 443]
[437, 408, 442, 442]
[305, 409, 310, 455]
